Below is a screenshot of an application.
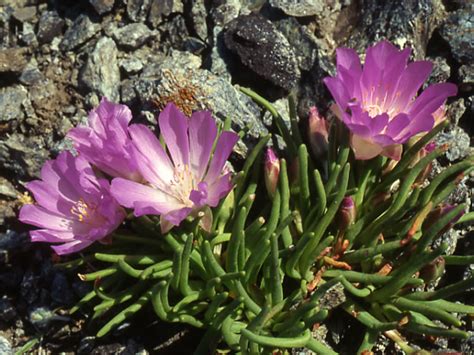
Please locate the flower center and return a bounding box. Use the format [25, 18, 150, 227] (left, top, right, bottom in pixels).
[362, 87, 400, 118]
[70, 198, 96, 222]
[169, 165, 196, 207]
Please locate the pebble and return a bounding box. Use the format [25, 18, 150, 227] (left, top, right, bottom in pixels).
[269, 0, 324, 17]
[127, 0, 152, 22]
[36, 10, 65, 44]
[60, 14, 100, 51]
[89, 0, 115, 15]
[80, 37, 120, 101]
[12, 6, 37, 23]
[0, 85, 27, 122]
[0, 336, 12, 355]
[112, 23, 156, 49]
[440, 7, 473, 64]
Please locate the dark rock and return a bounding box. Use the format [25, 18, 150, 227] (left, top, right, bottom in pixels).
[12, 6, 37, 23]
[77, 337, 96, 354]
[37, 10, 65, 44]
[50, 272, 75, 305]
[436, 126, 471, 162]
[19, 59, 44, 85]
[187, 0, 207, 41]
[148, 0, 183, 28]
[89, 0, 115, 15]
[183, 37, 206, 54]
[224, 13, 300, 91]
[209, 0, 241, 27]
[274, 17, 319, 72]
[80, 37, 120, 101]
[0, 297, 17, 322]
[160, 14, 189, 49]
[458, 64, 474, 94]
[0, 47, 28, 74]
[112, 23, 156, 49]
[0, 85, 27, 122]
[127, 0, 152, 22]
[0, 134, 49, 178]
[347, 0, 446, 58]
[21, 269, 40, 304]
[439, 7, 473, 64]
[269, 0, 323, 17]
[60, 14, 100, 51]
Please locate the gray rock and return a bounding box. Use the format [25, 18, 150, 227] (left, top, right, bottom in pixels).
[188, 0, 207, 41]
[0, 134, 49, 178]
[19, 58, 44, 85]
[120, 79, 137, 105]
[269, 0, 324, 17]
[347, 0, 446, 59]
[148, 0, 183, 28]
[127, 0, 152, 22]
[446, 98, 466, 126]
[426, 56, 450, 87]
[0, 336, 12, 355]
[51, 272, 75, 305]
[209, 0, 241, 27]
[135, 50, 265, 156]
[0, 178, 18, 199]
[436, 126, 471, 162]
[37, 10, 65, 44]
[224, 13, 300, 91]
[60, 14, 100, 51]
[0, 47, 28, 74]
[159, 14, 189, 49]
[0, 85, 27, 122]
[274, 17, 319, 72]
[19, 21, 37, 46]
[89, 0, 115, 15]
[120, 57, 143, 74]
[80, 37, 120, 101]
[112, 23, 156, 49]
[12, 6, 37, 23]
[439, 7, 473, 64]
[458, 64, 474, 90]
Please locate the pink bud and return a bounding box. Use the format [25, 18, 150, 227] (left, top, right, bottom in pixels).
[308, 107, 329, 159]
[264, 147, 280, 198]
[338, 196, 356, 230]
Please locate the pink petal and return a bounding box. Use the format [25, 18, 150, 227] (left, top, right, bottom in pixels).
[30, 229, 75, 243]
[350, 134, 383, 160]
[51, 239, 94, 255]
[205, 131, 238, 183]
[392, 61, 433, 110]
[409, 83, 458, 122]
[381, 144, 403, 161]
[188, 110, 218, 180]
[323, 77, 351, 112]
[205, 173, 233, 207]
[26, 180, 70, 216]
[19, 204, 71, 231]
[95, 97, 132, 132]
[159, 103, 190, 168]
[336, 47, 362, 73]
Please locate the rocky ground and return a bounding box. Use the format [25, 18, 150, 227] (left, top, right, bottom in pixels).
[0, 0, 472, 353]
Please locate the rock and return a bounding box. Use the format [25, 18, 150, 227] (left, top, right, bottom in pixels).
[446, 98, 466, 126]
[120, 79, 137, 105]
[274, 17, 319, 72]
[439, 7, 473, 64]
[19, 58, 44, 86]
[120, 57, 143, 75]
[89, 0, 115, 15]
[80, 37, 120, 101]
[0, 47, 28, 74]
[209, 0, 241, 27]
[426, 56, 450, 86]
[0, 178, 18, 199]
[347, 0, 446, 58]
[112, 23, 156, 49]
[436, 126, 471, 162]
[0, 134, 49, 178]
[187, 0, 207, 41]
[12, 6, 37, 23]
[60, 14, 100, 51]
[37, 10, 65, 44]
[269, 0, 324, 17]
[51, 272, 75, 305]
[19, 22, 37, 46]
[135, 50, 265, 156]
[0, 336, 12, 355]
[224, 14, 300, 92]
[78, 337, 96, 354]
[159, 14, 189, 49]
[148, 0, 183, 28]
[458, 64, 474, 94]
[0, 85, 27, 122]
[0, 297, 17, 322]
[127, 0, 152, 22]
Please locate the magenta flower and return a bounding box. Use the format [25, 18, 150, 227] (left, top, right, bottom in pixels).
[324, 41, 457, 160]
[110, 103, 239, 232]
[67, 97, 142, 181]
[19, 152, 126, 255]
[264, 147, 280, 198]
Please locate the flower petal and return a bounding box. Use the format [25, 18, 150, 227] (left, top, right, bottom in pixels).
[188, 110, 218, 180]
[19, 204, 71, 231]
[323, 77, 351, 112]
[51, 239, 94, 255]
[205, 131, 238, 183]
[159, 103, 190, 167]
[350, 134, 383, 160]
[205, 173, 233, 207]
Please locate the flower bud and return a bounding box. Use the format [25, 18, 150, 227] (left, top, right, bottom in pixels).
[264, 147, 280, 198]
[338, 196, 356, 230]
[308, 107, 329, 159]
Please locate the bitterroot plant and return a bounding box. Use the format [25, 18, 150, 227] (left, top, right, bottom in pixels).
[19, 41, 473, 354]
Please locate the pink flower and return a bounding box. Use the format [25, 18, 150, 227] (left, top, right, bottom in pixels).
[264, 147, 280, 198]
[308, 106, 329, 159]
[67, 97, 142, 181]
[19, 152, 126, 255]
[324, 41, 457, 160]
[110, 103, 239, 233]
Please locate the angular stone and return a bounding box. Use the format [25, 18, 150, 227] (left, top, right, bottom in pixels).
[37, 10, 65, 44]
[80, 37, 120, 101]
[127, 0, 152, 22]
[0, 177, 18, 199]
[0, 47, 28, 74]
[269, 0, 324, 17]
[89, 0, 115, 15]
[224, 13, 300, 92]
[436, 126, 471, 162]
[19, 58, 44, 85]
[0, 85, 27, 122]
[60, 14, 100, 51]
[120, 57, 143, 74]
[12, 6, 37, 23]
[112, 23, 155, 49]
[439, 7, 473, 64]
[148, 0, 183, 28]
[187, 0, 207, 41]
